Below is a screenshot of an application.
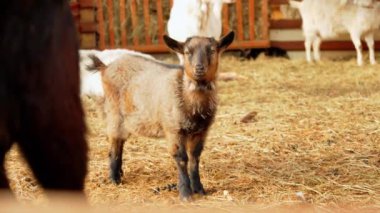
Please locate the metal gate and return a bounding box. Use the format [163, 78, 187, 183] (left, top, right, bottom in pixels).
[96, 0, 270, 52]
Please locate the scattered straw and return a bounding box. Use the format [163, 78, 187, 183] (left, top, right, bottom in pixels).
[4, 55, 380, 211]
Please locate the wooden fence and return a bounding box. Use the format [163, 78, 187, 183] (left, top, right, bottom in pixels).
[72, 0, 270, 52]
[71, 0, 380, 52]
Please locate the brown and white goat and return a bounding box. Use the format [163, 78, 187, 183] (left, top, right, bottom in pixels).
[90, 31, 234, 200]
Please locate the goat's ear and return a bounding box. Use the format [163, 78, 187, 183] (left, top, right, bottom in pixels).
[218, 31, 235, 52]
[163, 35, 184, 54]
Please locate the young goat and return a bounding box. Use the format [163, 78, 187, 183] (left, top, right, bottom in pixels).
[0, 0, 87, 195]
[90, 32, 234, 200]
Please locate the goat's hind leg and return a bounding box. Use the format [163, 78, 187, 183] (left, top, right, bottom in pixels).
[350, 32, 363, 66]
[109, 136, 127, 184]
[169, 133, 192, 200]
[364, 33, 376, 65]
[187, 133, 206, 195]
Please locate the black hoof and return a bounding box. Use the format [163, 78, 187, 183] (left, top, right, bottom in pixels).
[191, 183, 206, 195]
[180, 195, 193, 202]
[110, 175, 122, 185]
[179, 185, 193, 201]
[110, 168, 123, 185]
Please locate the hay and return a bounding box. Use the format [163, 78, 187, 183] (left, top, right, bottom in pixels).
[3, 56, 380, 211]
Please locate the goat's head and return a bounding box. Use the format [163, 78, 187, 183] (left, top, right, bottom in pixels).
[164, 31, 234, 82]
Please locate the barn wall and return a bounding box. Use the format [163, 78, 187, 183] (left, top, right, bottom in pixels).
[71, 0, 380, 54]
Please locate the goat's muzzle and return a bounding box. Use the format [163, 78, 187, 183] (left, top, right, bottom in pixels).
[194, 64, 206, 78]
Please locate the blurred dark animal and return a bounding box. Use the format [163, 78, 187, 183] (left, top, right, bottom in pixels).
[240, 47, 290, 60]
[0, 0, 88, 195]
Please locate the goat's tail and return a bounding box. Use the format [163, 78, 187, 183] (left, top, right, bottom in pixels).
[86, 54, 106, 72]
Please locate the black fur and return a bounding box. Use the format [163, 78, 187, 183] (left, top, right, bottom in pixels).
[0, 0, 87, 194]
[86, 54, 106, 71]
[240, 47, 290, 60]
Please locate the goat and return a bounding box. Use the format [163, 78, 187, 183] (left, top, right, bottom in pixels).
[0, 0, 87, 195]
[290, 0, 380, 66]
[89, 31, 235, 200]
[80, 49, 155, 97]
[167, 0, 235, 64]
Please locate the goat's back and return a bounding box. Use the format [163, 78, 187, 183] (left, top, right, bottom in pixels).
[101, 55, 183, 137]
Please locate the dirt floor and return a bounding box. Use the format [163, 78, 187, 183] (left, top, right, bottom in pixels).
[3, 54, 380, 211]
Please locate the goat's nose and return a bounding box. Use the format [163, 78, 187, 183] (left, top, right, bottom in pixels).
[195, 64, 205, 73]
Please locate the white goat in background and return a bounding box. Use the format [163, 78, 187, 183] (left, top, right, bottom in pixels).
[290, 0, 380, 66]
[167, 0, 235, 64]
[340, 0, 376, 7]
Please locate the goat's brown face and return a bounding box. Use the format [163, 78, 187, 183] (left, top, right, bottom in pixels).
[164, 31, 235, 82]
[183, 37, 218, 81]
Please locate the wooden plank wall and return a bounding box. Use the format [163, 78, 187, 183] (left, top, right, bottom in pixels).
[72, 0, 380, 51]
[75, 0, 271, 52]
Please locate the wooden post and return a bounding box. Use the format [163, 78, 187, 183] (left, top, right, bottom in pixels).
[78, 0, 98, 49]
[235, 0, 244, 40]
[120, 0, 127, 47]
[156, 0, 165, 44]
[96, 0, 106, 49]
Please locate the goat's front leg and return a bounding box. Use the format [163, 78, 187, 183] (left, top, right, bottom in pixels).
[312, 36, 322, 62]
[187, 133, 206, 195]
[169, 133, 192, 200]
[304, 35, 314, 63]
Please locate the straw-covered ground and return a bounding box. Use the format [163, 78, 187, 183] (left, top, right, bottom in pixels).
[3, 55, 380, 211]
